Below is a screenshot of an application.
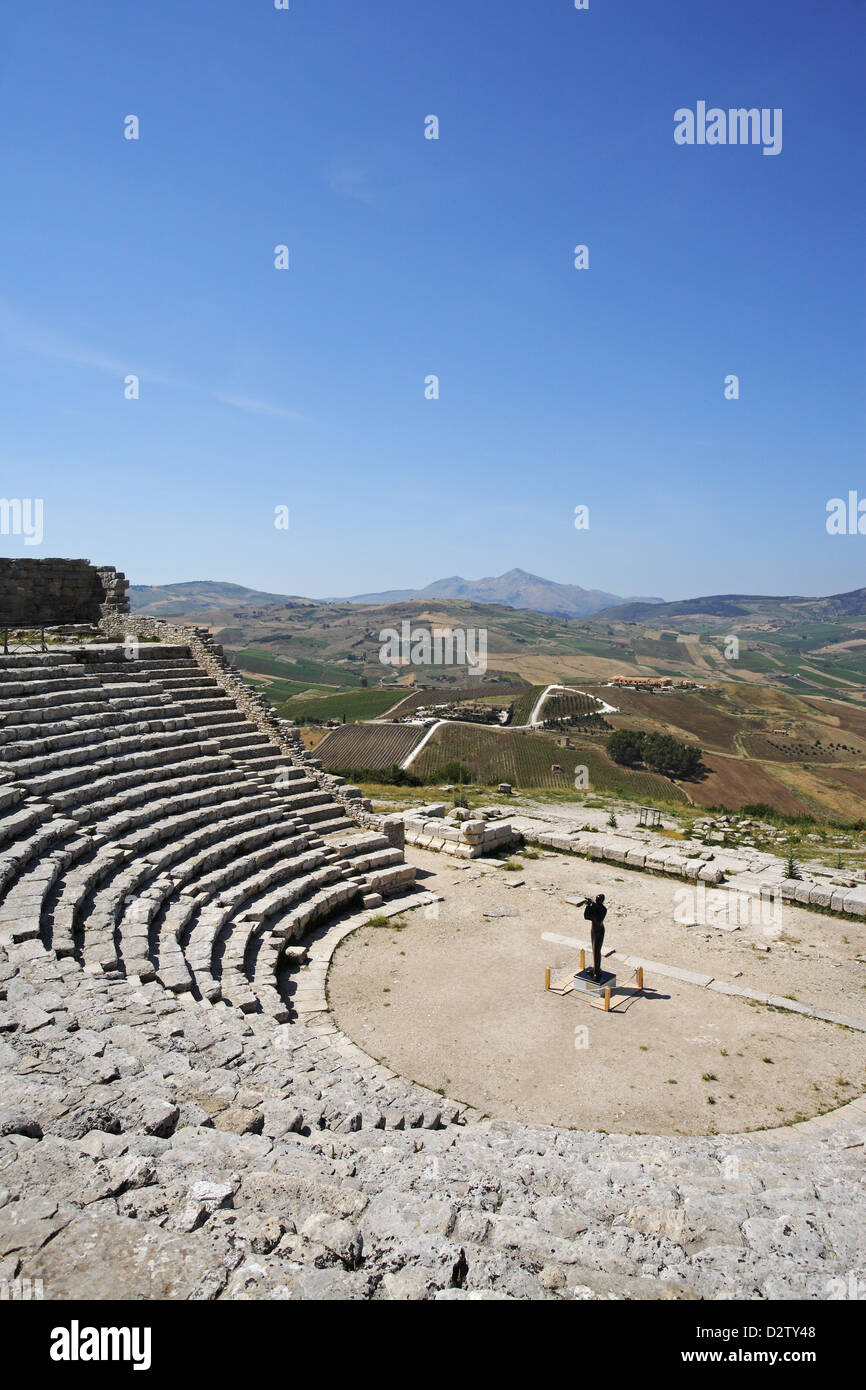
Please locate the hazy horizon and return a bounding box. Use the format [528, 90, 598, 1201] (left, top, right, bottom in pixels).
[127, 563, 866, 608]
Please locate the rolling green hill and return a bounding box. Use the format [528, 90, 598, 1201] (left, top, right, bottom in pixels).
[129, 581, 312, 615]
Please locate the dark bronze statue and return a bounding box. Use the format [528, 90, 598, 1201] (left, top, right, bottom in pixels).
[581, 893, 607, 981]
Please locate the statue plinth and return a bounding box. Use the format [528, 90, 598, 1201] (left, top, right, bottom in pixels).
[573, 968, 616, 996]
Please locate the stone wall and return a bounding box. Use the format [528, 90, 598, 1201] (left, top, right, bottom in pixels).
[0, 559, 129, 625]
[403, 803, 521, 858]
[94, 565, 129, 614]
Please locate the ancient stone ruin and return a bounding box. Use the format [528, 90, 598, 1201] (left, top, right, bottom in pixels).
[402, 802, 521, 857]
[0, 561, 863, 1300]
[0, 558, 129, 627]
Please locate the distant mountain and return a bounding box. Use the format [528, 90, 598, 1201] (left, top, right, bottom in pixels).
[346, 569, 665, 619]
[129, 581, 313, 615]
[594, 587, 866, 624]
[129, 576, 866, 632]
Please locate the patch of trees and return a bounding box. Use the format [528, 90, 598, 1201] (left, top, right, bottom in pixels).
[330, 759, 475, 787]
[543, 714, 612, 734]
[333, 764, 424, 787]
[606, 729, 702, 778]
[430, 760, 475, 785]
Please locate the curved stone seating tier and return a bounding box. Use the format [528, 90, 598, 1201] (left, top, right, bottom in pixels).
[57, 763, 247, 822]
[164, 836, 386, 1001]
[40, 754, 239, 816]
[0, 652, 74, 669]
[75, 807, 302, 976]
[0, 646, 506, 1167]
[101, 662, 202, 681]
[0, 783, 25, 810]
[0, 755, 254, 907]
[46, 791, 292, 957]
[0, 817, 81, 899]
[0, 800, 47, 849]
[0, 672, 103, 699]
[6, 723, 209, 783]
[10, 732, 218, 802]
[0, 647, 417, 1038]
[0, 825, 85, 945]
[0, 715, 201, 776]
[0, 703, 191, 757]
[168, 826, 393, 996]
[133, 827, 318, 978]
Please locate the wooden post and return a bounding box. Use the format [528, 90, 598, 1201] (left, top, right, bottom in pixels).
[604, 987, 611, 1012]
[637, 967, 644, 990]
[580, 948, 586, 972]
[544, 967, 551, 991]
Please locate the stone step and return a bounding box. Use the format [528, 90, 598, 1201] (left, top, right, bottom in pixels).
[44, 752, 236, 815]
[176, 827, 388, 999]
[0, 701, 187, 748]
[0, 653, 79, 670]
[15, 733, 220, 798]
[0, 673, 103, 698]
[77, 805, 298, 974]
[53, 794, 289, 949]
[66, 765, 247, 824]
[0, 712, 200, 766]
[0, 815, 80, 898]
[173, 696, 239, 716]
[0, 802, 50, 849]
[0, 637, 417, 1081]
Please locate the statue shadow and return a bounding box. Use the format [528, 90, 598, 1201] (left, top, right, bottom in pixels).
[602, 985, 671, 1014]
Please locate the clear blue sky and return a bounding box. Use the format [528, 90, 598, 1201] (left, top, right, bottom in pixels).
[1, 0, 864, 602]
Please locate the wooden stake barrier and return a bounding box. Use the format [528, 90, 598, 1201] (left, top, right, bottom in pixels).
[546, 962, 648, 1011]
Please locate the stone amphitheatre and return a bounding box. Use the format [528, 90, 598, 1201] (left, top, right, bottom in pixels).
[0, 558, 863, 1302]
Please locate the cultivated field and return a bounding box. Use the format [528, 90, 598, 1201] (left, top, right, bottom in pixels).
[686, 753, 810, 814]
[281, 688, 405, 723]
[315, 721, 428, 770]
[510, 685, 547, 725]
[587, 687, 742, 753]
[540, 690, 606, 722]
[232, 645, 363, 688]
[409, 722, 689, 800]
[162, 596, 866, 821]
[384, 681, 525, 717]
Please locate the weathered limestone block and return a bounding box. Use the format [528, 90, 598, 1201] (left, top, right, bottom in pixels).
[460, 820, 486, 844]
[380, 814, 405, 853]
[808, 884, 833, 908]
[842, 888, 866, 917]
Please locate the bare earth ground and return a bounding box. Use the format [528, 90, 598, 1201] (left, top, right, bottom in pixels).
[328, 847, 866, 1137]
